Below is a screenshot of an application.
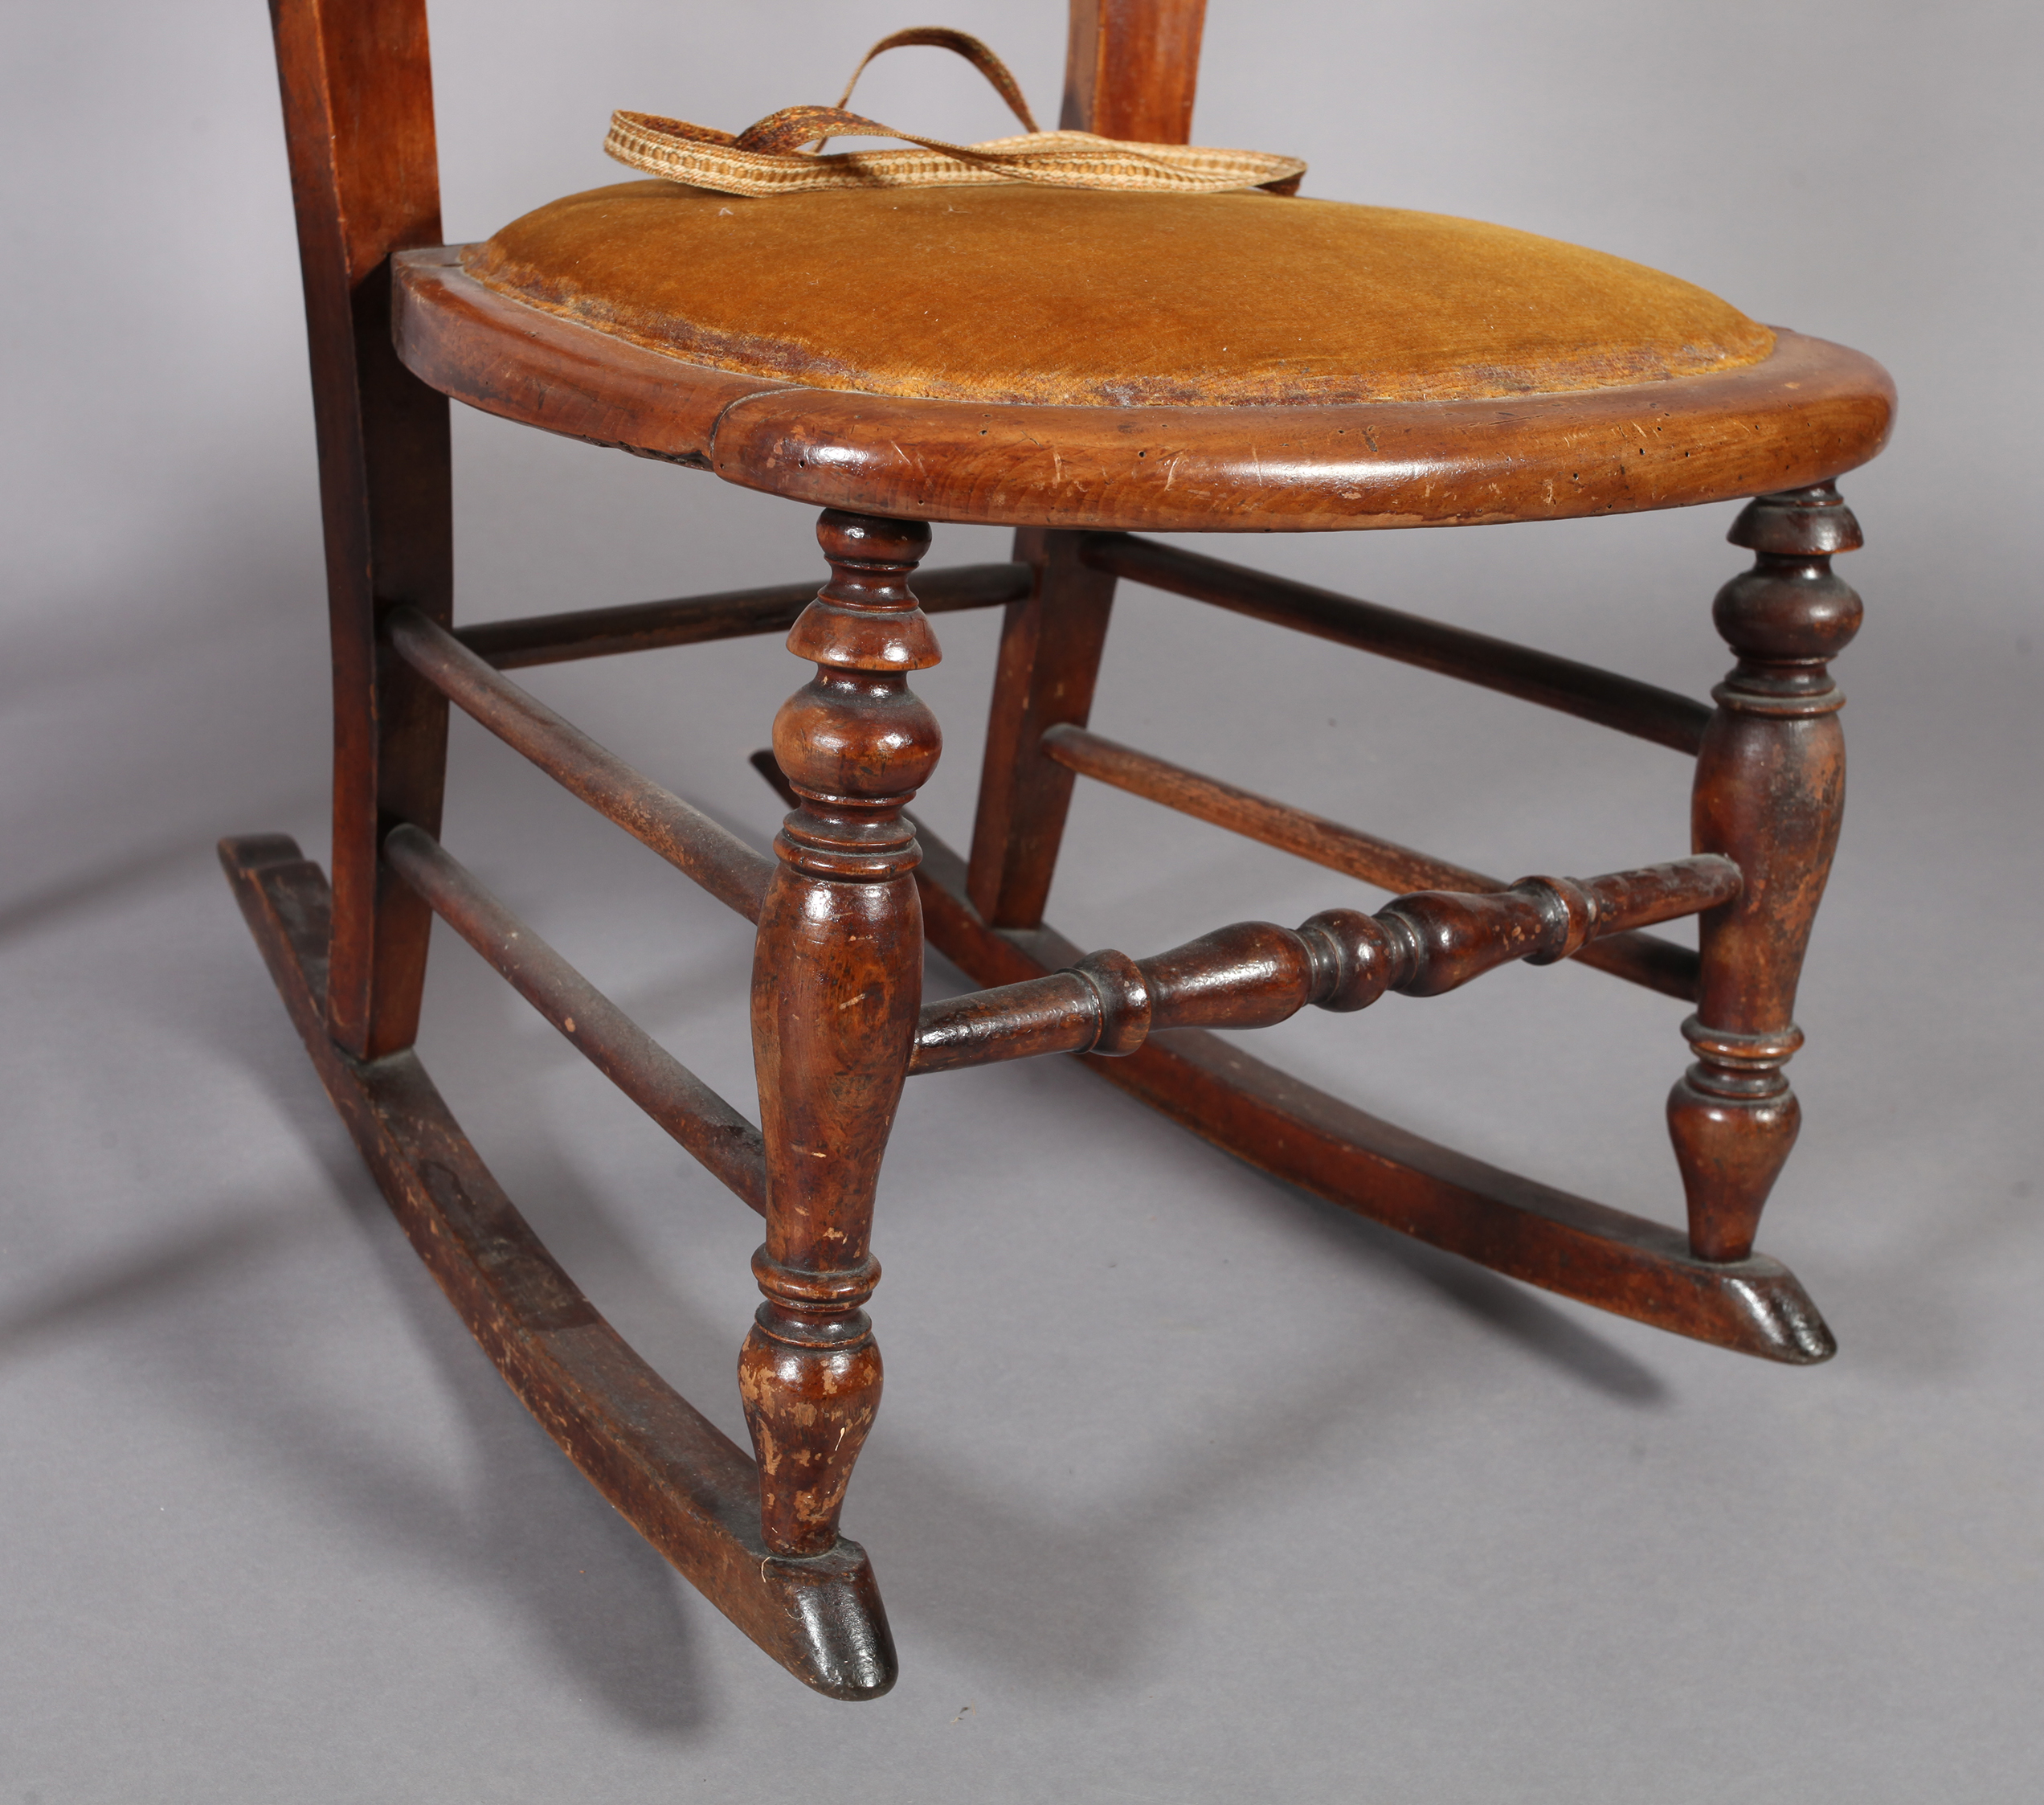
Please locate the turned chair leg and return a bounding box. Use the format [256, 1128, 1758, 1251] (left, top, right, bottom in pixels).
[966, 527, 1118, 928]
[742, 510, 942, 1557]
[1670, 483, 1864, 1262]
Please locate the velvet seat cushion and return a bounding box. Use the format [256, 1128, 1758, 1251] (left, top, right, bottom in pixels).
[463, 179, 1774, 408]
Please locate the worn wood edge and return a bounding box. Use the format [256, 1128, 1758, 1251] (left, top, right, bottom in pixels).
[392, 251, 1892, 532]
[391, 247, 787, 467]
[218, 833, 898, 1700]
[906, 822, 1834, 1365]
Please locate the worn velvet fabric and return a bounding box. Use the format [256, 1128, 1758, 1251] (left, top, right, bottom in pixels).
[464, 179, 1775, 407]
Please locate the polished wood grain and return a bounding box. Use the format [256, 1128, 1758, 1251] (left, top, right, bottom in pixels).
[1078, 534, 1714, 752]
[1039, 724, 1703, 1000]
[912, 855, 1735, 1073]
[742, 512, 942, 1558]
[244, 0, 1887, 1705]
[966, 529, 1120, 927]
[381, 824, 766, 1210]
[1063, 0, 1207, 141]
[273, 0, 452, 1059]
[456, 559, 1028, 670]
[221, 834, 895, 1698]
[386, 606, 775, 919]
[905, 823, 1833, 1365]
[392, 252, 1895, 534]
[1670, 482, 1862, 1261]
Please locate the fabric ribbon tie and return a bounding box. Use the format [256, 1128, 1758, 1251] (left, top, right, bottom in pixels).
[604, 26, 1305, 199]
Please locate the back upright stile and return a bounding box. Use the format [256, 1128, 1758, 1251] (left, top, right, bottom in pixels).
[270, 0, 451, 1060]
[965, 2, 1211, 927]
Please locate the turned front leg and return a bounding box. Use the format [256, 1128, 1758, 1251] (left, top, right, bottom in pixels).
[742, 510, 940, 1557]
[1670, 484, 1863, 1262]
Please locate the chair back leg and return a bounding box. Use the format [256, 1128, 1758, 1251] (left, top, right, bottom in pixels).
[271, 0, 453, 1058]
[1063, 0, 1208, 141]
[967, 530, 1119, 928]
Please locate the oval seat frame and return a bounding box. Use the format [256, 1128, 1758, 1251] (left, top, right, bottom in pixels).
[394, 244, 1894, 534]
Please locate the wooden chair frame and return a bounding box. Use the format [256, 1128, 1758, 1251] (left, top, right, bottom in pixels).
[227, 0, 1887, 1698]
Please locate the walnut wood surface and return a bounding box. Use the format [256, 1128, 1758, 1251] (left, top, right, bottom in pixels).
[219, 835, 895, 1697]
[1040, 724, 1703, 999]
[742, 513, 942, 1557]
[1668, 484, 1862, 1260]
[256, 0, 1881, 1709]
[912, 857, 1735, 1074]
[1063, 0, 1208, 142]
[907, 825, 1832, 1364]
[456, 560, 1028, 670]
[387, 607, 775, 920]
[382, 825, 766, 1210]
[391, 252, 1894, 534]
[273, 0, 452, 1059]
[966, 529, 1120, 926]
[1078, 534, 1715, 751]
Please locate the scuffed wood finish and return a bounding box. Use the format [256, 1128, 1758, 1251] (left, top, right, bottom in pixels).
[219, 835, 895, 1698]
[1063, 0, 1207, 142]
[1040, 724, 1703, 1001]
[742, 512, 941, 1557]
[709, 338, 1888, 527]
[273, 0, 452, 1058]
[391, 252, 1895, 534]
[456, 560, 1028, 670]
[906, 826, 1832, 1365]
[911, 857, 1736, 1073]
[390, 245, 774, 465]
[966, 529, 1120, 927]
[1078, 534, 1714, 752]
[1670, 483, 1862, 1261]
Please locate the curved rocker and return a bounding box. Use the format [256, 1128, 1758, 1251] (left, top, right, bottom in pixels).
[907, 826, 1834, 1368]
[220, 834, 897, 1700]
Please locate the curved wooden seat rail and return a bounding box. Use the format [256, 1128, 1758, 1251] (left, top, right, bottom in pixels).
[237, 0, 1887, 1701]
[393, 247, 1893, 534]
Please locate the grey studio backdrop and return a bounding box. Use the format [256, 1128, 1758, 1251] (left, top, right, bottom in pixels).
[4, 2, 2039, 1799]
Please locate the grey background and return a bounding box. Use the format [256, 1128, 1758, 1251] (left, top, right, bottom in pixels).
[5, 2, 2041, 1798]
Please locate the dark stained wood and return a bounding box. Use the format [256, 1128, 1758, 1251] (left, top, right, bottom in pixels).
[272, 0, 452, 1059]
[1063, 0, 1208, 142]
[911, 857, 1735, 1073]
[219, 834, 895, 1697]
[965, 530, 1120, 927]
[906, 824, 1833, 1364]
[248, 0, 1889, 1705]
[741, 512, 942, 1558]
[1040, 724, 1703, 1000]
[390, 245, 776, 466]
[1081, 534, 1714, 752]
[1669, 483, 1863, 1261]
[381, 824, 766, 1210]
[708, 340, 1889, 529]
[391, 252, 1895, 534]
[385, 606, 775, 920]
[457, 560, 1029, 670]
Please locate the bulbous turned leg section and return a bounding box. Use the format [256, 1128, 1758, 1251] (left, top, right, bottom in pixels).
[745, 509, 939, 1557]
[1669, 1021, 1804, 1263]
[739, 1254, 884, 1557]
[1672, 483, 1862, 1263]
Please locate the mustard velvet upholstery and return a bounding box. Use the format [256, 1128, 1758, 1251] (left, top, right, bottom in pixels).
[464, 179, 1775, 407]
